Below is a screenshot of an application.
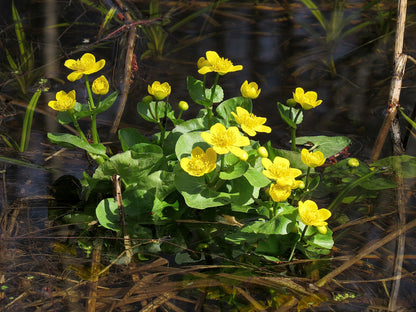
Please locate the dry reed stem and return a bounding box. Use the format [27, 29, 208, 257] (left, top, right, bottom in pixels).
[371, 0, 408, 161]
[87, 241, 102, 312]
[110, 0, 137, 135]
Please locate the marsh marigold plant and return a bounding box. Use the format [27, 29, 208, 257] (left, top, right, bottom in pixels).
[64, 53, 105, 82]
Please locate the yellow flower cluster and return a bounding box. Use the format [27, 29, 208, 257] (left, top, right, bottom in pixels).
[180, 147, 217, 177]
[231, 107, 271, 137]
[198, 51, 243, 76]
[298, 200, 331, 234]
[262, 157, 302, 202]
[48, 53, 109, 112]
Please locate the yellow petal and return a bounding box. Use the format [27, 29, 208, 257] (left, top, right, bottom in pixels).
[201, 132, 214, 145]
[64, 59, 78, 70]
[191, 146, 204, 157]
[261, 157, 273, 169]
[206, 51, 220, 64]
[67, 71, 83, 82]
[228, 146, 247, 159]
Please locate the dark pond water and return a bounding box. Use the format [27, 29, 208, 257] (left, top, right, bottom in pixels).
[1, 0, 416, 311]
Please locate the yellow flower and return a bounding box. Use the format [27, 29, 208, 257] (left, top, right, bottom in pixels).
[269, 184, 291, 202]
[293, 87, 322, 110]
[298, 200, 331, 234]
[48, 90, 76, 111]
[240, 80, 261, 99]
[64, 53, 105, 82]
[301, 148, 326, 168]
[201, 123, 250, 159]
[92, 75, 109, 95]
[231, 107, 271, 137]
[148, 81, 171, 100]
[262, 156, 302, 188]
[180, 147, 217, 177]
[198, 51, 243, 75]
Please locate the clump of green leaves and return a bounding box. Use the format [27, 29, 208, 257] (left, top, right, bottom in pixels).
[47, 50, 416, 266]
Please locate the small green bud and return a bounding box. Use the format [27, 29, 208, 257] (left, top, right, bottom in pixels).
[179, 100, 189, 111]
[286, 98, 297, 107]
[257, 146, 268, 158]
[297, 181, 305, 189]
[347, 158, 359, 167]
[142, 95, 153, 104]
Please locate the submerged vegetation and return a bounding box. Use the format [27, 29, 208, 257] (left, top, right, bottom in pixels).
[1, 0, 416, 311]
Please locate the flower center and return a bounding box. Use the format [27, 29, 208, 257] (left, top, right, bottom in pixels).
[212, 58, 233, 72]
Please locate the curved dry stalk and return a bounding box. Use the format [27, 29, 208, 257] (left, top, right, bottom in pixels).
[316, 217, 416, 287]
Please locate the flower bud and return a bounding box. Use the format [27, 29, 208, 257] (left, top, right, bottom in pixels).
[347, 158, 359, 167]
[179, 100, 189, 111]
[92, 75, 109, 95]
[239, 151, 249, 161]
[286, 98, 297, 107]
[142, 95, 153, 104]
[297, 181, 305, 190]
[257, 146, 268, 158]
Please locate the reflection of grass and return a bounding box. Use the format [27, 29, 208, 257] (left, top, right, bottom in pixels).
[296, 0, 393, 75]
[2, 2, 39, 97]
[140, 0, 220, 59]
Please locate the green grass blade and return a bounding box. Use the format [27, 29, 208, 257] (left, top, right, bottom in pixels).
[0, 155, 55, 172]
[12, 1, 26, 57]
[300, 0, 327, 32]
[19, 89, 41, 152]
[399, 107, 416, 130]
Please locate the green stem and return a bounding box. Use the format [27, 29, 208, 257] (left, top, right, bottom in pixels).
[327, 169, 386, 211]
[84, 75, 99, 144]
[19, 88, 42, 152]
[288, 225, 308, 262]
[70, 111, 89, 143]
[305, 167, 311, 190]
[290, 108, 302, 152]
[290, 127, 297, 151]
[207, 73, 220, 128]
